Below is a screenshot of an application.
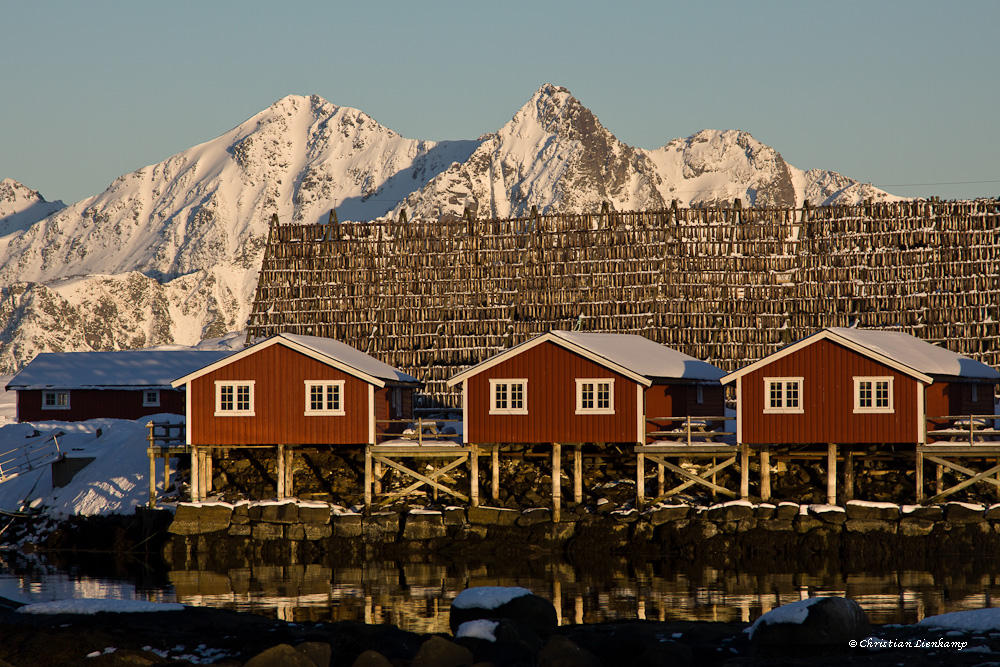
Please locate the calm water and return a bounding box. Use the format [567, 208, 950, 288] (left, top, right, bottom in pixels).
[3, 552, 999, 632]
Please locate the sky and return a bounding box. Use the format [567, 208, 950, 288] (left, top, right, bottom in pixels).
[2, 1, 998, 205]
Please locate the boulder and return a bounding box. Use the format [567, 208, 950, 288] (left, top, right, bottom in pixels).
[362, 513, 399, 541]
[749, 597, 871, 654]
[902, 504, 943, 521]
[774, 502, 800, 520]
[706, 500, 754, 522]
[646, 504, 690, 526]
[844, 519, 897, 534]
[332, 513, 363, 538]
[537, 635, 602, 667]
[945, 502, 986, 524]
[845, 500, 900, 521]
[411, 636, 474, 667]
[351, 650, 393, 667]
[244, 644, 317, 667]
[449, 587, 558, 638]
[468, 506, 519, 526]
[403, 512, 447, 540]
[517, 508, 552, 526]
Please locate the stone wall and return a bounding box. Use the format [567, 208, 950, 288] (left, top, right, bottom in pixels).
[163, 500, 1000, 572]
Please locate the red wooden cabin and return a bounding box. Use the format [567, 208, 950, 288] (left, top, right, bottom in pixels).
[172, 333, 421, 447]
[447, 330, 726, 445]
[5, 350, 230, 422]
[722, 327, 999, 446]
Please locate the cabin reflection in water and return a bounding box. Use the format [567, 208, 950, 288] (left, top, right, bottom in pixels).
[165, 558, 1000, 632]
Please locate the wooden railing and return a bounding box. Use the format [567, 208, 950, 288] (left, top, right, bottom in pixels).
[645, 416, 733, 446]
[0, 430, 64, 484]
[376, 418, 462, 445]
[146, 421, 187, 507]
[926, 414, 1000, 445]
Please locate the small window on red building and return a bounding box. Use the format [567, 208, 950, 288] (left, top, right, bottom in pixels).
[763, 377, 803, 414]
[490, 379, 528, 415]
[42, 391, 71, 410]
[854, 376, 894, 414]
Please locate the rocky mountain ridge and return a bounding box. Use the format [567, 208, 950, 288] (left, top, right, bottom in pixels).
[0, 84, 899, 372]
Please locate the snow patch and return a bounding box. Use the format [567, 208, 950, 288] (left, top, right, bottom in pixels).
[452, 586, 533, 610]
[746, 597, 826, 640]
[456, 619, 499, 642]
[918, 608, 1000, 632]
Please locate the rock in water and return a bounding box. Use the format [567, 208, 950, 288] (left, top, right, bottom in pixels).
[449, 586, 558, 638]
[748, 596, 871, 655]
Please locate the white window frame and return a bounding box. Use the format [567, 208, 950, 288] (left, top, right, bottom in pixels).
[304, 380, 346, 416]
[215, 380, 255, 417]
[575, 378, 615, 415]
[763, 377, 804, 414]
[854, 376, 894, 414]
[41, 390, 71, 410]
[489, 379, 528, 415]
[142, 389, 161, 407]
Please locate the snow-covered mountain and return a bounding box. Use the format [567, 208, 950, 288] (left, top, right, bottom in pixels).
[0, 84, 900, 372]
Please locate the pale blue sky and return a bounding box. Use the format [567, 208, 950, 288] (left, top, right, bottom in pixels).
[3, 1, 998, 205]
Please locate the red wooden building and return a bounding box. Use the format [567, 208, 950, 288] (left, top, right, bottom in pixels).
[5, 350, 230, 422]
[447, 330, 726, 445]
[722, 327, 1000, 446]
[171, 333, 421, 447]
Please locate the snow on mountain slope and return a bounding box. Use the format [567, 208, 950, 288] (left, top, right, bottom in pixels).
[0, 85, 901, 373]
[0, 178, 65, 246]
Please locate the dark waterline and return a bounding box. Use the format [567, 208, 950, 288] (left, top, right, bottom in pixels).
[2, 551, 998, 632]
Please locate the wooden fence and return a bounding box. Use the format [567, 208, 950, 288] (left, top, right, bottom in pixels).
[245, 200, 1000, 407]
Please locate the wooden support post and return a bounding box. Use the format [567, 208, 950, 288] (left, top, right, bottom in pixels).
[915, 448, 924, 503]
[374, 459, 383, 495]
[845, 451, 855, 502]
[492, 446, 500, 500]
[936, 463, 944, 496]
[573, 445, 582, 504]
[285, 447, 294, 499]
[636, 451, 645, 510]
[657, 461, 665, 498]
[277, 444, 286, 499]
[471, 446, 479, 507]
[740, 443, 749, 499]
[364, 446, 373, 511]
[164, 456, 172, 498]
[204, 450, 213, 495]
[827, 443, 837, 505]
[190, 445, 200, 502]
[552, 443, 561, 523]
[760, 446, 771, 502]
[149, 451, 157, 507]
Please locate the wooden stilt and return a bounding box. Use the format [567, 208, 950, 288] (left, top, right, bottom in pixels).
[573, 445, 582, 504]
[915, 448, 924, 503]
[936, 463, 944, 496]
[285, 447, 294, 499]
[845, 451, 854, 501]
[552, 443, 561, 523]
[277, 444, 286, 499]
[657, 460, 665, 498]
[190, 445, 200, 502]
[636, 451, 645, 510]
[760, 446, 771, 501]
[374, 460, 383, 495]
[205, 451, 213, 495]
[364, 445, 373, 511]
[164, 456, 172, 497]
[149, 452, 157, 507]
[827, 443, 837, 505]
[740, 443, 749, 499]
[471, 445, 479, 507]
[492, 445, 500, 500]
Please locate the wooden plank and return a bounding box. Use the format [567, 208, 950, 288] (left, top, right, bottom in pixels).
[644, 456, 738, 498]
[372, 454, 470, 503]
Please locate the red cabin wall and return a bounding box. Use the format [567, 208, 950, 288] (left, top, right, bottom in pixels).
[15, 388, 185, 423]
[644, 384, 726, 437]
[188, 343, 374, 446]
[740, 338, 921, 445]
[465, 341, 641, 444]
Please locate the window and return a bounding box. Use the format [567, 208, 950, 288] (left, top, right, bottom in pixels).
[971, 384, 979, 403]
[42, 391, 70, 410]
[304, 380, 345, 416]
[489, 379, 528, 415]
[854, 376, 894, 413]
[576, 378, 615, 414]
[763, 377, 803, 414]
[696, 384, 705, 404]
[143, 389, 160, 407]
[215, 381, 255, 416]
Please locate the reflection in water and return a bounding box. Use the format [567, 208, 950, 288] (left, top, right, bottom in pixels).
[2, 555, 999, 633]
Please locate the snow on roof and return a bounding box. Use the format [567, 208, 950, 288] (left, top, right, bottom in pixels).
[5, 350, 232, 391]
[278, 333, 419, 384]
[827, 327, 1000, 380]
[448, 331, 725, 386]
[549, 331, 726, 381]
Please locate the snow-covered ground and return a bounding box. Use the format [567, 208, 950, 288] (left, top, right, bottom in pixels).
[0, 412, 176, 518]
